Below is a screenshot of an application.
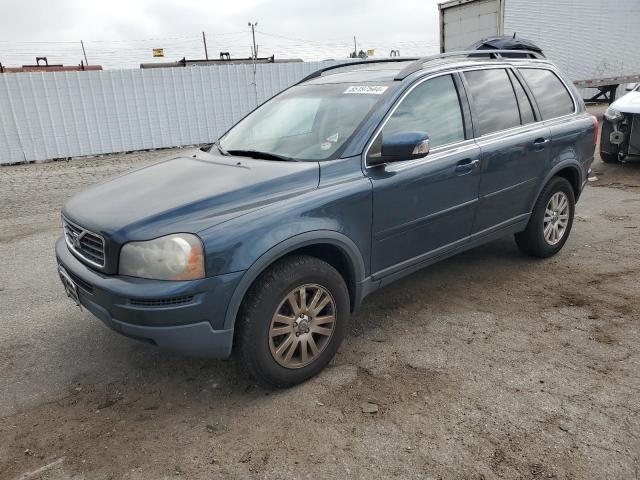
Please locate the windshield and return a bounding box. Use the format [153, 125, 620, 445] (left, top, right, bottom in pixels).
[219, 83, 393, 161]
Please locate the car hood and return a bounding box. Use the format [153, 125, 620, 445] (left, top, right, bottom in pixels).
[63, 149, 320, 241]
[611, 91, 640, 114]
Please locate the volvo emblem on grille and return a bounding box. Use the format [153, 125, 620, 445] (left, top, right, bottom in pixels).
[70, 230, 85, 249]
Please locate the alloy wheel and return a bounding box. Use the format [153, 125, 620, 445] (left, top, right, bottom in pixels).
[543, 191, 570, 245]
[268, 284, 336, 369]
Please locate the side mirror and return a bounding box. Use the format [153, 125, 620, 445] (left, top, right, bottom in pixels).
[368, 131, 430, 166]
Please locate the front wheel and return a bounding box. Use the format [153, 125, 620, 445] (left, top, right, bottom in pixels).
[235, 254, 350, 388]
[515, 177, 575, 258]
[599, 118, 621, 163]
[600, 150, 620, 164]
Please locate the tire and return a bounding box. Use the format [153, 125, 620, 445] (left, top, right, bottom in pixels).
[235, 254, 350, 388]
[600, 150, 619, 164]
[599, 118, 620, 163]
[515, 177, 575, 258]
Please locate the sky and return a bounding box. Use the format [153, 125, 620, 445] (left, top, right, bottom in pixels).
[0, 0, 442, 69]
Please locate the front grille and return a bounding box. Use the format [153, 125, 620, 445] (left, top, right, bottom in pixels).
[63, 218, 106, 268]
[129, 295, 195, 308]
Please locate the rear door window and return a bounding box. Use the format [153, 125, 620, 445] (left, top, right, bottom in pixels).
[518, 68, 575, 119]
[509, 71, 536, 125]
[464, 69, 521, 136]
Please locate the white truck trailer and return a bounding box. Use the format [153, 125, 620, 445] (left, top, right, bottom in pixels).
[438, 0, 640, 102]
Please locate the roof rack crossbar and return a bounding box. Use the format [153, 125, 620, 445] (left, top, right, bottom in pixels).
[394, 49, 545, 81]
[296, 57, 419, 85]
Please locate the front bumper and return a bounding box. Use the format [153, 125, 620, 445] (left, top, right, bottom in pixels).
[601, 113, 640, 158]
[55, 236, 243, 358]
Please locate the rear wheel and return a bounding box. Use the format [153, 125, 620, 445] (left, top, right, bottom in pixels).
[235, 254, 350, 388]
[515, 177, 575, 258]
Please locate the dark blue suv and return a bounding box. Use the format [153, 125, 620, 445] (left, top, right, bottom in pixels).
[56, 51, 597, 387]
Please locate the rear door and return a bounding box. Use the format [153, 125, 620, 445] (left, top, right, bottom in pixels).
[462, 67, 551, 234]
[517, 68, 589, 179]
[367, 73, 482, 276]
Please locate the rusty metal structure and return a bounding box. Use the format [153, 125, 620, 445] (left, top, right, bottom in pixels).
[0, 57, 102, 73]
[140, 54, 302, 69]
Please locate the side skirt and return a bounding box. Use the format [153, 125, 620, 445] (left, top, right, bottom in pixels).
[356, 214, 530, 303]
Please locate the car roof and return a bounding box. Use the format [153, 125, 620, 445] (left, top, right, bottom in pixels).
[303, 55, 555, 86]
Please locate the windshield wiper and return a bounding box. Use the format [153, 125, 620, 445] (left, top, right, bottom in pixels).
[226, 149, 298, 162]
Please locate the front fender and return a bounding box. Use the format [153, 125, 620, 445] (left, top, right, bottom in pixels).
[198, 169, 373, 330]
[221, 230, 366, 330]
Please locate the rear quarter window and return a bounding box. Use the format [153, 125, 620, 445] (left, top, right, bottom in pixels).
[519, 68, 575, 120]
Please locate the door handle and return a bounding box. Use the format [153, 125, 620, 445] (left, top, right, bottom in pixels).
[533, 137, 550, 150]
[455, 158, 480, 175]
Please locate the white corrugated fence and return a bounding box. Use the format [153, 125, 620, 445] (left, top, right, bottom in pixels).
[0, 60, 352, 164]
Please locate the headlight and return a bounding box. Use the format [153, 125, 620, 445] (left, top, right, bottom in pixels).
[119, 234, 205, 280]
[604, 107, 624, 122]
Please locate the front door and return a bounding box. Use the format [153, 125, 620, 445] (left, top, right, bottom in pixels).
[367, 74, 481, 277]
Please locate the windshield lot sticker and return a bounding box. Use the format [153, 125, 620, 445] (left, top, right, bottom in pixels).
[344, 85, 388, 95]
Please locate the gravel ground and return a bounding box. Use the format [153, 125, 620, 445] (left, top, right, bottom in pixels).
[1, 111, 639, 480]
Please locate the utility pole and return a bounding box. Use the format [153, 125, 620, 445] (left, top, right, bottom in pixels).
[248, 22, 258, 59]
[247, 22, 259, 108]
[202, 31, 209, 60]
[80, 40, 89, 65]
[353, 36, 357, 58]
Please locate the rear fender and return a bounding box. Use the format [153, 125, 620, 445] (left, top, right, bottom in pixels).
[530, 161, 582, 211]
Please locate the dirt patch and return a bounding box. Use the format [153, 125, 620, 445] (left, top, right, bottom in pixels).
[602, 213, 632, 222]
[593, 326, 619, 346]
[320, 366, 446, 416]
[555, 291, 591, 308]
[591, 181, 640, 190]
[2, 135, 640, 479]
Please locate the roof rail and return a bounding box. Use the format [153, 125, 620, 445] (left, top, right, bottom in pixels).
[296, 57, 419, 85]
[394, 49, 546, 81]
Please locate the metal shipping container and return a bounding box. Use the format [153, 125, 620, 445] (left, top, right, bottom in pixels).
[439, 0, 640, 100]
[439, 0, 504, 53]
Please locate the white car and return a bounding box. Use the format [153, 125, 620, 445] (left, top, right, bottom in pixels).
[600, 83, 640, 163]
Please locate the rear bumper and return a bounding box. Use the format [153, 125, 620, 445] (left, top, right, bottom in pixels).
[55, 236, 243, 358]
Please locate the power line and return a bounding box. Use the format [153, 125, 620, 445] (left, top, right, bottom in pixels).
[255, 30, 319, 45]
[0, 31, 247, 44]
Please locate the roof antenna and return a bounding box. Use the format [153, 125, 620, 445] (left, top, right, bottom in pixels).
[513, 32, 517, 38]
